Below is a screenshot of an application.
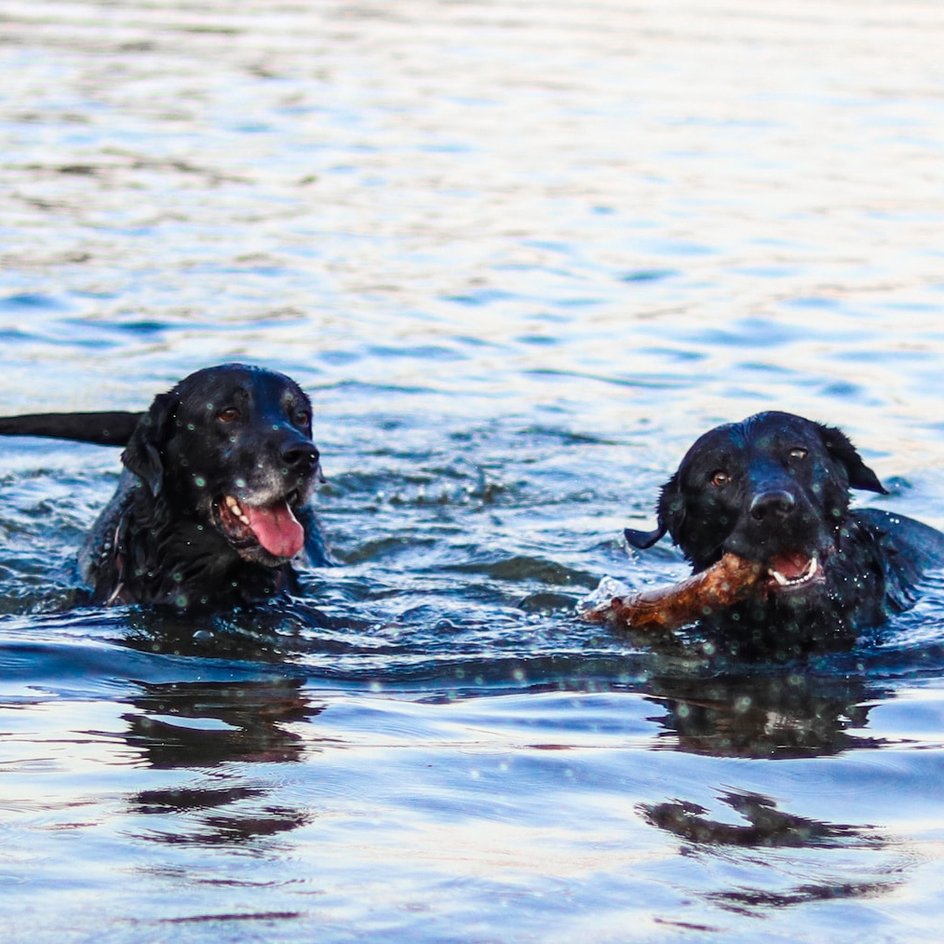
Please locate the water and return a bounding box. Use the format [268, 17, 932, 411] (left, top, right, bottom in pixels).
[2, 1, 944, 941]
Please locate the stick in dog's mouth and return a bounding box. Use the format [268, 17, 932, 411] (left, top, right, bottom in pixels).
[584, 553, 764, 632]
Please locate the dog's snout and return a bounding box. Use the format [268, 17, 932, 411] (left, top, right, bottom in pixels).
[281, 440, 319, 472]
[749, 489, 796, 521]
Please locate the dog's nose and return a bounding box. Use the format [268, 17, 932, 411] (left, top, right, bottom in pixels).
[281, 441, 320, 472]
[749, 489, 796, 521]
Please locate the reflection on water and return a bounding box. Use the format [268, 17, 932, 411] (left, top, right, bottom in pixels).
[644, 789, 903, 920]
[642, 788, 886, 850]
[125, 678, 319, 768]
[3, 0, 944, 941]
[126, 678, 318, 848]
[647, 671, 887, 758]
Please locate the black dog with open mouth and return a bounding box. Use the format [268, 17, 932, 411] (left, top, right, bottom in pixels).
[625, 411, 944, 655]
[1, 364, 330, 609]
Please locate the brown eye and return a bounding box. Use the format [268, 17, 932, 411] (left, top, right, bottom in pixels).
[788, 447, 807, 460]
[217, 407, 240, 423]
[711, 470, 731, 488]
[293, 409, 311, 427]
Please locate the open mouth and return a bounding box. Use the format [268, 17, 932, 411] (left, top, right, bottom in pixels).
[213, 493, 305, 560]
[767, 552, 820, 590]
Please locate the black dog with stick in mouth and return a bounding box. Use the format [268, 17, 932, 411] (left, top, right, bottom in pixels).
[623, 412, 944, 656]
[0, 364, 330, 609]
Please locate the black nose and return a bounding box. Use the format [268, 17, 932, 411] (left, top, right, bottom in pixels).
[749, 489, 796, 521]
[281, 441, 319, 472]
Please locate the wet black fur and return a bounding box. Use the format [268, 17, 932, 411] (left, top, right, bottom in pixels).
[1, 364, 330, 609]
[625, 412, 944, 656]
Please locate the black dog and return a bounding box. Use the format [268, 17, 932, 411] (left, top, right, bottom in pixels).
[0, 364, 330, 609]
[626, 411, 944, 655]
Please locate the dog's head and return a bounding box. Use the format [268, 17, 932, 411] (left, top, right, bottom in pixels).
[122, 364, 321, 566]
[625, 412, 886, 592]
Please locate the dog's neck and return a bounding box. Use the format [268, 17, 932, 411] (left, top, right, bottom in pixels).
[94, 486, 297, 609]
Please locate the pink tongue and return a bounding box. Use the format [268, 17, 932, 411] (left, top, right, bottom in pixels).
[244, 500, 304, 558]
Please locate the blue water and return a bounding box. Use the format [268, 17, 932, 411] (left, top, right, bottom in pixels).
[2, 2, 944, 941]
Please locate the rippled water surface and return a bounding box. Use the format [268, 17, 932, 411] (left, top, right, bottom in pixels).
[3, 2, 944, 941]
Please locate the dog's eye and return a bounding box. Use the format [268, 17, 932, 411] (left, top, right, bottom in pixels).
[710, 470, 731, 488]
[788, 447, 808, 460]
[217, 407, 240, 423]
[292, 409, 311, 427]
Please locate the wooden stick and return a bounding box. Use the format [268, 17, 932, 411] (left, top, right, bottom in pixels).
[584, 553, 763, 632]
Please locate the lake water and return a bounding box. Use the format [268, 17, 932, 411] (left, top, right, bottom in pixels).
[2, 1, 944, 941]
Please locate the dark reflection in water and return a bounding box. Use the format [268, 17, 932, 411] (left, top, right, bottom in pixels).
[125, 677, 320, 768]
[711, 875, 902, 919]
[124, 677, 320, 848]
[642, 789, 901, 916]
[642, 788, 885, 849]
[646, 671, 888, 758]
[132, 781, 312, 849]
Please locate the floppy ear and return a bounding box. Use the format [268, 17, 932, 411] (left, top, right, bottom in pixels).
[625, 473, 685, 549]
[819, 424, 888, 495]
[624, 524, 665, 549]
[121, 393, 174, 496]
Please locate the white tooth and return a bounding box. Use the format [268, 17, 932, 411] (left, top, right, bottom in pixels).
[238, 514, 249, 525]
[770, 569, 790, 586]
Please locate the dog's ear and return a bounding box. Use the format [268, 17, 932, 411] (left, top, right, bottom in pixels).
[624, 524, 664, 549]
[625, 474, 685, 549]
[819, 424, 888, 495]
[121, 393, 175, 496]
